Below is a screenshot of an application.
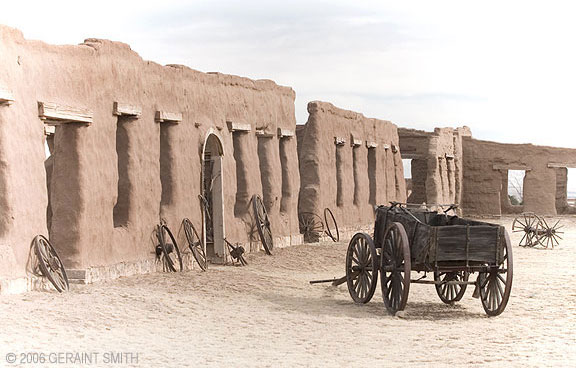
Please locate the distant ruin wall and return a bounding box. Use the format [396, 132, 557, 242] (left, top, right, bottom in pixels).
[0, 25, 300, 282]
[462, 138, 576, 216]
[297, 101, 406, 233]
[399, 127, 471, 208]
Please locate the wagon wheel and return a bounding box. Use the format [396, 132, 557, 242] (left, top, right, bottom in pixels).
[434, 271, 469, 304]
[511, 212, 540, 247]
[182, 218, 207, 271]
[535, 217, 563, 249]
[324, 208, 340, 242]
[252, 194, 273, 255]
[478, 230, 513, 316]
[346, 233, 378, 303]
[298, 212, 324, 242]
[156, 224, 183, 272]
[380, 222, 411, 315]
[33, 235, 69, 292]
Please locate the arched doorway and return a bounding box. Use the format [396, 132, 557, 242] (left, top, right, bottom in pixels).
[202, 132, 225, 261]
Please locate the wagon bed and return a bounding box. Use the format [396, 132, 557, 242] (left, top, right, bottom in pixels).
[374, 206, 507, 271]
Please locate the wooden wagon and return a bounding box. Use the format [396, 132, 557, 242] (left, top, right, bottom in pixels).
[345, 203, 513, 316]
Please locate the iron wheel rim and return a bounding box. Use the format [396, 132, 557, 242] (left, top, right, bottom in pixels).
[324, 207, 340, 242]
[33, 235, 69, 292]
[158, 224, 183, 272]
[380, 222, 411, 315]
[183, 218, 207, 271]
[252, 194, 273, 255]
[345, 233, 378, 304]
[479, 230, 513, 316]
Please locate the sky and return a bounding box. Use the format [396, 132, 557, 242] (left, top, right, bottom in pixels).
[2, 0, 576, 155]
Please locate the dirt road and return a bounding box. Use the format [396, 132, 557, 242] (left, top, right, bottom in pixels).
[1, 216, 575, 367]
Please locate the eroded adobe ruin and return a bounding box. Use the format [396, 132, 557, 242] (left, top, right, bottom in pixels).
[0, 26, 301, 288]
[0, 25, 575, 292]
[297, 101, 406, 237]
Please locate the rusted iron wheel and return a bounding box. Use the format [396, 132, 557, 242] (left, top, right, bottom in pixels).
[182, 218, 207, 271]
[298, 212, 324, 242]
[478, 230, 513, 316]
[434, 271, 469, 304]
[252, 194, 273, 255]
[156, 223, 183, 272]
[33, 235, 69, 292]
[380, 222, 411, 315]
[324, 207, 340, 242]
[511, 212, 541, 247]
[535, 217, 563, 249]
[224, 238, 248, 266]
[346, 233, 378, 304]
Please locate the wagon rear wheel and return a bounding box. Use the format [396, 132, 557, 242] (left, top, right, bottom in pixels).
[346, 233, 378, 304]
[434, 271, 469, 304]
[380, 222, 411, 315]
[478, 230, 513, 316]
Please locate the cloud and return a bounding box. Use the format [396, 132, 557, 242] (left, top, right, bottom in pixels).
[1, 1, 576, 148]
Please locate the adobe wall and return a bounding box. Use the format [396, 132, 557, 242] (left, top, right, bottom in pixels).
[297, 101, 406, 234]
[399, 127, 471, 208]
[462, 138, 576, 216]
[0, 26, 301, 285]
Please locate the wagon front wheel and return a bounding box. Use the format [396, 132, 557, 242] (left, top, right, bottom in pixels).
[434, 271, 469, 304]
[478, 230, 513, 316]
[346, 233, 378, 304]
[380, 222, 411, 315]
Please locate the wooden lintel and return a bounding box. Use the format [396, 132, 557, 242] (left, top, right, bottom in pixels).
[256, 129, 274, 138]
[445, 154, 455, 159]
[350, 134, 362, 147]
[44, 125, 56, 136]
[334, 137, 346, 146]
[391, 144, 398, 153]
[366, 141, 378, 149]
[277, 128, 295, 138]
[113, 102, 142, 117]
[548, 163, 576, 169]
[38, 102, 93, 125]
[382, 144, 391, 150]
[401, 153, 423, 160]
[0, 89, 14, 105]
[226, 120, 251, 132]
[156, 111, 182, 123]
[493, 164, 532, 171]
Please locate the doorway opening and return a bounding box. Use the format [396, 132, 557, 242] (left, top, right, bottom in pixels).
[402, 158, 412, 200]
[44, 127, 55, 232]
[507, 170, 525, 206]
[568, 168, 576, 208]
[202, 133, 224, 260]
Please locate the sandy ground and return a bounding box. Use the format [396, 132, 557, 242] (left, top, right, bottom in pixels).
[1, 216, 575, 368]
